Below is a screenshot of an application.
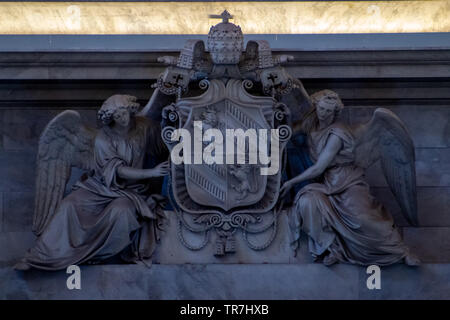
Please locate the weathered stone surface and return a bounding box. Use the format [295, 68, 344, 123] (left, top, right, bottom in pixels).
[2, 192, 33, 232]
[153, 211, 312, 264]
[415, 148, 450, 187]
[0, 193, 3, 232]
[348, 105, 450, 148]
[2, 48, 450, 81]
[324, 87, 450, 104]
[0, 232, 35, 263]
[0, 151, 36, 192]
[1, 263, 449, 300]
[0, 264, 360, 300]
[1, 108, 97, 151]
[371, 187, 450, 227]
[358, 263, 450, 300]
[403, 227, 450, 263]
[365, 148, 450, 187]
[2, 109, 56, 151]
[0, 110, 3, 150]
[0, 83, 150, 105]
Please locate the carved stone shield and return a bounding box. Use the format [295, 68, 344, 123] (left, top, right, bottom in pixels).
[185, 100, 271, 210]
[164, 79, 288, 215]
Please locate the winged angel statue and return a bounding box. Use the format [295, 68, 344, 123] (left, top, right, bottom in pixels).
[280, 90, 420, 267]
[15, 95, 169, 271]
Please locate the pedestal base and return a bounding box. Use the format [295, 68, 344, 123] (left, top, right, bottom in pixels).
[2, 263, 450, 299]
[152, 211, 312, 264]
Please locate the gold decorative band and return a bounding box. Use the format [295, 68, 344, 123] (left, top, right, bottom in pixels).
[0, 1, 448, 34]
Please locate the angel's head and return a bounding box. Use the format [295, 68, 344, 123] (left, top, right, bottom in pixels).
[311, 90, 344, 123]
[295, 90, 344, 134]
[97, 95, 140, 128]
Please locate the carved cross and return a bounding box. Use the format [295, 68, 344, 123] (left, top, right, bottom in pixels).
[171, 74, 184, 86]
[267, 73, 278, 84]
[209, 10, 233, 23]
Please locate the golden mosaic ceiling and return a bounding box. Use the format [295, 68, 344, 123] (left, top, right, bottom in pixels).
[0, 1, 448, 34]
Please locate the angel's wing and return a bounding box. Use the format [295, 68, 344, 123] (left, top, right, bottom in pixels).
[353, 108, 418, 226]
[279, 77, 312, 124]
[33, 110, 97, 235]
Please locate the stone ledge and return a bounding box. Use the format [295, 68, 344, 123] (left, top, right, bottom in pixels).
[1, 34, 449, 52]
[0, 48, 449, 80]
[1, 263, 449, 300]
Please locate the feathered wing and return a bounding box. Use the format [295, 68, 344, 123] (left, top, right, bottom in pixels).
[353, 108, 418, 226]
[33, 110, 97, 235]
[279, 77, 312, 124]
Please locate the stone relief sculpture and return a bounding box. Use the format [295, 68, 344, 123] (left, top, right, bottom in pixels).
[140, 11, 312, 256]
[14, 95, 169, 271]
[13, 11, 422, 269]
[280, 90, 420, 266]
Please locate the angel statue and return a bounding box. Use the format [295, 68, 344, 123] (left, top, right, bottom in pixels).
[14, 94, 169, 271]
[280, 89, 421, 267]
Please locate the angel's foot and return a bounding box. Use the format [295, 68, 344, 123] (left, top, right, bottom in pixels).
[405, 253, 421, 266]
[14, 261, 31, 271]
[323, 252, 339, 267]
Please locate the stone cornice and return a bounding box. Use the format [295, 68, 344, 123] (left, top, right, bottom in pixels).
[0, 49, 449, 80]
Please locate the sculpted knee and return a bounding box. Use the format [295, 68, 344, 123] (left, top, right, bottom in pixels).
[110, 197, 135, 215]
[297, 191, 318, 208]
[59, 194, 78, 210]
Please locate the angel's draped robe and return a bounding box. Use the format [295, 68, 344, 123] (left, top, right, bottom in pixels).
[23, 117, 165, 270]
[289, 122, 410, 266]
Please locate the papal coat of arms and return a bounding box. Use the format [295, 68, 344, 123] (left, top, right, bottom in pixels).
[15, 11, 420, 274]
[145, 11, 312, 255]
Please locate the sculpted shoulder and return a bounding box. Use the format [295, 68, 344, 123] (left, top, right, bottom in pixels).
[328, 121, 352, 135]
[323, 122, 355, 152]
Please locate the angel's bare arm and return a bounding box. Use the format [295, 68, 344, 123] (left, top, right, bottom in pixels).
[117, 161, 169, 180]
[292, 134, 342, 183]
[280, 134, 342, 197]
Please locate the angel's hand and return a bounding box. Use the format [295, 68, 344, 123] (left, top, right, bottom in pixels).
[279, 180, 294, 199]
[149, 161, 170, 177]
